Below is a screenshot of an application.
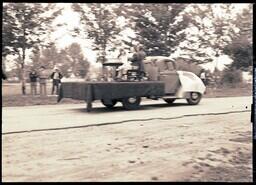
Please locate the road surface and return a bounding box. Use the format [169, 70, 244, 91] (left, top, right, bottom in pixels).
[2, 96, 252, 134]
[2, 96, 253, 182]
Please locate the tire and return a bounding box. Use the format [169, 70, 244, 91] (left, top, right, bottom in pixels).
[101, 99, 117, 108]
[122, 97, 141, 110]
[164, 98, 176, 104]
[186, 92, 202, 105]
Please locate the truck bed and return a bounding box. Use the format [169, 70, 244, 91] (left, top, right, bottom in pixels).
[58, 81, 165, 111]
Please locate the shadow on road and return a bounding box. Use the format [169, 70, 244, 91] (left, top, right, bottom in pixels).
[70, 102, 190, 114]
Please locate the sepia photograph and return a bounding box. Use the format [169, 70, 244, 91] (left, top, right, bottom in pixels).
[2, 3, 253, 182]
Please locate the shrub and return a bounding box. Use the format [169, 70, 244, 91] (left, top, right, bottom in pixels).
[220, 68, 243, 87]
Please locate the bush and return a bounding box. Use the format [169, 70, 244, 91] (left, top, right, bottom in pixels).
[220, 68, 243, 87]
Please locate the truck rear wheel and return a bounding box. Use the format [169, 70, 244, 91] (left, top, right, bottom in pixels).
[101, 99, 117, 108]
[186, 92, 202, 105]
[122, 97, 141, 110]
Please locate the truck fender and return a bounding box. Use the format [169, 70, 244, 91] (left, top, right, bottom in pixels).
[176, 71, 206, 98]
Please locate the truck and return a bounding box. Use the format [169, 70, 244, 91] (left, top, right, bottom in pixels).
[58, 56, 206, 112]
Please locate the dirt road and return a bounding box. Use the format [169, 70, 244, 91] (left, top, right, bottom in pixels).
[2, 96, 253, 182]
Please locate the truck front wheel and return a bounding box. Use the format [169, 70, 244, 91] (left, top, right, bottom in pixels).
[186, 92, 202, 105]
[122, 97, 141, 110]
[101, 99, 117, 108]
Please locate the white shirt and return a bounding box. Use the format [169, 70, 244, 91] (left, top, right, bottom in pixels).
[53, 72, 60, 80]
[200, 72, 206, 79]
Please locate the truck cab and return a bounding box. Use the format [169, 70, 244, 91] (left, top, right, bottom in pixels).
[143, 56, 206, 105]
[143, 56, 180, 95]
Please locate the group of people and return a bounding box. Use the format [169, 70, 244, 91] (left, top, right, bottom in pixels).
[29, 66, 63, 96]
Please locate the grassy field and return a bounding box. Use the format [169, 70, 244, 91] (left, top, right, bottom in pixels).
[2, 82, 252, 107]
[2, 82, 85, 107]
[2, 82, 52, 96]
[205, 83, 252, 98]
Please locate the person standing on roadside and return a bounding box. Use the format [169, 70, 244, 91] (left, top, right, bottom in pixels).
[38, 66, 48, 96]
[29, 68, 38, 95]
[199, 69, 207, 85]
[50, 68, 63, 95]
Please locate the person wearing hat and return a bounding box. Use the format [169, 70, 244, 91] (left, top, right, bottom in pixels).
[50, 68, 63, 95]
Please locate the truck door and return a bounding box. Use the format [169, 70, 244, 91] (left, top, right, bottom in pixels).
[158, 60, 180, 95]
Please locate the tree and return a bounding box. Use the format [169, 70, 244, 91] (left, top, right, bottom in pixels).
[116, 4, 188, 56]
[2, 3, 62, 94]
[2, 5, 17, 58]
[56, 49, 73, 77]
[30, 42, 63, 72]
[172, 4, 240, 65]
[223, 5, 253, 72]
[30, 42, 90, 78]
[72, 4, 121, 64]
[168, 4, 253, 86]
[220, 67, 243, 87]
[233, 5, 253, 42]
[223, 36, 252, 72]
[65, 43, 90, 77]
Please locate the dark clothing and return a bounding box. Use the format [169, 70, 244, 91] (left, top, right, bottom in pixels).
[136, 50, 146, 62]
[29, 72, 38, 82]
[202, 79, 207, 85]
[50, 72, 63, 95]
[29, 71, 38, 95]
[51, 80, 61, 95]
[50, 72, 63, 81]
[131, 50, 146, 72]
[30, 82, 37, 95]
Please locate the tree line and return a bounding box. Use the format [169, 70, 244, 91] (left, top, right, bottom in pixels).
[2, 3, 253, 94]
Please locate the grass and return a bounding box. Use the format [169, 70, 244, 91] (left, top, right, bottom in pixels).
[2, 82, 252, 107]
[2, 82, 85, 107]
[2, 95, 86, 107]
[204, 83, 252, 98]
